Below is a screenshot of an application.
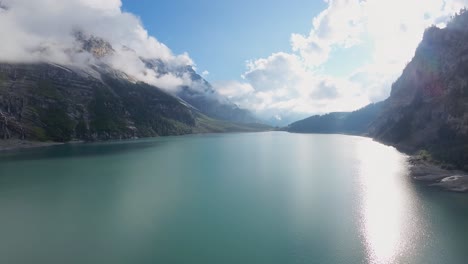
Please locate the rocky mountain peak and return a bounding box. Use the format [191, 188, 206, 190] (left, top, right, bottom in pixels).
[73, 30, 114, 59]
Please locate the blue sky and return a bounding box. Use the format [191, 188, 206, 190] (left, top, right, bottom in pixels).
[122, 0, 327, 81]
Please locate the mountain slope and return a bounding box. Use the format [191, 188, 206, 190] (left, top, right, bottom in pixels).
[287, 102, 383, 135]
[369, 9, 468, 168]
[0, 31, 265, 143]
[143, 59, 257, 124]
[0, 63, 196, 141]
[0, 63, 267, 142]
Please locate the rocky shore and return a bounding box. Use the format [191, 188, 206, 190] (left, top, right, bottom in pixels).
[408, 156, 468, 192]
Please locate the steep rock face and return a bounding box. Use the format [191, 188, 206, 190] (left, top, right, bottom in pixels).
[370, 10, 468, 168]
[74, 31, 115, 58]
[0, 63, 195, 142]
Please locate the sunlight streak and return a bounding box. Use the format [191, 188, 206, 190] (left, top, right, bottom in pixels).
[356, 139, 424, 264]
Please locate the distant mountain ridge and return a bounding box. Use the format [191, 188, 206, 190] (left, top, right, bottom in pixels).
[287, 102, 383, 135]
[142, 58, 257, 124]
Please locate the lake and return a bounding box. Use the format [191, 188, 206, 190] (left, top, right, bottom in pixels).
[0, 132, 467, 264]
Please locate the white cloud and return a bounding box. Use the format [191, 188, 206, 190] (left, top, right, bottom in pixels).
[214, 52, 370, 123]
[214, 81, 254, 99]
[291, 0, 365, 67]
[79, 0, 121, 12]
[0, 0, 194, 92]
[214, 0, 468, 124]
[104, 46, 192, 90]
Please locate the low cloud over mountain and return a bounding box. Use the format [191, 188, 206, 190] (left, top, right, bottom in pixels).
[0, 0, 193, 91]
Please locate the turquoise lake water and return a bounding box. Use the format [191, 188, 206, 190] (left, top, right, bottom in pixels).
[0, 132, 468, 264]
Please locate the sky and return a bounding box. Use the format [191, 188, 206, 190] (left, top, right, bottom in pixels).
[121, 0, 468, 124]
[121, 0, 327, 81]
[1, 0, 468, 125]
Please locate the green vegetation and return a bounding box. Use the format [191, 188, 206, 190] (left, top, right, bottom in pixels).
[412, 147, 461, 170]
[156, 117, 193, 136]
[31, 126, 49, 142]
[37, 80, 62, 99]
[194, 114, 271, 133]
[0, 72, 6, 82]
[75, 119, 88, 139]
[0, 72, 7, 91]
[429, 143, 468, 170]
[39, 106, 74, 142]
[101, 78, 196, 137]
[417, 149, 433, 161]
[89, 88, 127, 135]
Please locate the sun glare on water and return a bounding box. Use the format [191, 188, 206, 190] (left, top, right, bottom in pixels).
[355, 139, 428, 264]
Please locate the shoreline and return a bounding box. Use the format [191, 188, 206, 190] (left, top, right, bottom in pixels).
[370, 136, 468, 193]
[0, 130, 276, 152]
[0, 139, 64, 151]
[408, 156, 468, 193]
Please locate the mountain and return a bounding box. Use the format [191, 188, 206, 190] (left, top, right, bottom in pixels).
[0, 63, 196, 141]
[78, 31, 257, 125]
[369, 9, 468, 169]
[0, 34, 264, 143]
[287, 102, 383, 135]
[142, 59, 257, 123]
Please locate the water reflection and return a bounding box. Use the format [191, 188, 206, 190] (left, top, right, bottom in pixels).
[0, 139, 167, 162]
[356, 138, 428, 263]
[3, 133, 465, 263]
